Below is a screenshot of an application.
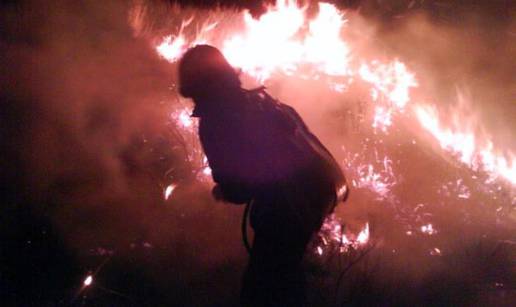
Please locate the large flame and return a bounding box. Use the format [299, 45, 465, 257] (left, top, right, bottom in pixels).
[414, 91, 516, 185]
[153, 0, 515, 254]
[223, 0, 306, 81]
[156, 0, 416, 138]
[222, 1, 352, 81]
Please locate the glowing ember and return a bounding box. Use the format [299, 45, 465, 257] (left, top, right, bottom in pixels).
[372, 106, 393, 133]
[337, 184, 348, 200]
[171, 107, 195, 129]
[164, 184, 177, 200]
[420, 223, 436, 235]
[202, 166, 212, 176]
[83, 275, 93, 287]
[178, 109, 193, 128]
[315, 215, 370, 255]
[430, 247, 442, 256]
[356, 223, 370, 244]
[356, 163, 395, 200]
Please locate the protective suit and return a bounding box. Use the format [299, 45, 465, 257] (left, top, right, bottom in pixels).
[178, 45, 347, 306]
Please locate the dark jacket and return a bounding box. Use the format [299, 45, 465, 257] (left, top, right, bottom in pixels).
[193, 88, 346, 209]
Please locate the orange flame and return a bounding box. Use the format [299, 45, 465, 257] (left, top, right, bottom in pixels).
[153, 0, 515, 203]
[415, 93, 516, 185]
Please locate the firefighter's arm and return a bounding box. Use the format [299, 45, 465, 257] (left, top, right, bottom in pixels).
[201, 138, 252, 204]
[210, 167, 251, 205]
[211, 182, 250, 204]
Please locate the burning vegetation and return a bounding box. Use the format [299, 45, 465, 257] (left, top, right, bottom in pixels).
[1, 0, 515, 306]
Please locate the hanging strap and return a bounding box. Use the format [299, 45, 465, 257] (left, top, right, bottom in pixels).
[241, 199, 253, 255]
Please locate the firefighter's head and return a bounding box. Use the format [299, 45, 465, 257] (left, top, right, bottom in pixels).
[178, 45, 241, 100]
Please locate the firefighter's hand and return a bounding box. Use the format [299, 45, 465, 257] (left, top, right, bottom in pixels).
[212, 184, 249, 205]
[212, 184, 225, 202]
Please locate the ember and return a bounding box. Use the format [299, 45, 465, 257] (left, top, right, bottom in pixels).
[164, 184, 176, 200]
[83, 275, 93, 287]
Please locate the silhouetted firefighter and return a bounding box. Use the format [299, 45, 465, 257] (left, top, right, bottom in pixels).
[178, 45, 348, 307]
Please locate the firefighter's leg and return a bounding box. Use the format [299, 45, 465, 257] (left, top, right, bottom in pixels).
[241, 197, 317, 307]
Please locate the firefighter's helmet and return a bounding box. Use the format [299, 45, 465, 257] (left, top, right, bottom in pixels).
[178, 45, 240, 98]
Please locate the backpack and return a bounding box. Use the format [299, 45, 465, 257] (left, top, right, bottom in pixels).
[244, 87, 348, 206]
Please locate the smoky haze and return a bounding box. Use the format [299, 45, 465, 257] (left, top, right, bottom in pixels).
[1, 0, 515, 306]
[1, 1, 245, 305]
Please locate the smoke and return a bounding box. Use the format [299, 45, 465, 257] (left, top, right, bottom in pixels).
[1, 0, 514, 305]
[375, 8, 516, 149]
[1, 1, 245, 305]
